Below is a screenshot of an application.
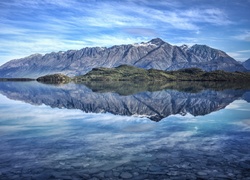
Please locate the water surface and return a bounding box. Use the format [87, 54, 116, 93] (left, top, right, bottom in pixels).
[0, 81, 249, 179]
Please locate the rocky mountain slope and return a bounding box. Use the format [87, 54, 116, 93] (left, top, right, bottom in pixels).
[0, 38, 246, 78]
[243, 58, 250, 70]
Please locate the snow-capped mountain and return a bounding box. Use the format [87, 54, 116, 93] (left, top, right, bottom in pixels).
[0, 38, 246, 78]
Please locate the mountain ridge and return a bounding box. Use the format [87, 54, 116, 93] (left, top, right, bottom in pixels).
[243, 58, 250, 70]
[0, 38, 247, 78]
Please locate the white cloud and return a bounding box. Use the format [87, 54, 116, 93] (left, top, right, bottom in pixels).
[237, 50, 250, 53]
[0, 38, 86, 62]
[0, 0, 237, 65]
[233, 31, 250, 42]
[227, 52, 246, 61]
[2, 0, 229, 32]
[124, 28, 157, 36]
[227, 50, 250, 61]
[83, 35, 150, 47]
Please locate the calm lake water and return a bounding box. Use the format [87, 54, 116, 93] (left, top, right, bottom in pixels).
[0, 81, 250, 180]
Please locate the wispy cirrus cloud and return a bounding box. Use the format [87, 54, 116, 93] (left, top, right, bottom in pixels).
[181, 8, 232, 25]
[0, 0, 233, 34]
[233, 31, 250, 42]
[124, 28, 157, 36]
[237, 50, 250, 53]
[227, 52, 246, 61]
[227, 50, 250, 61]
[0, 0, 248, 65]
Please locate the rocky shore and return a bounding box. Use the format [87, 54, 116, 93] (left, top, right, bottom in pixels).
[1, 144, 250, 180]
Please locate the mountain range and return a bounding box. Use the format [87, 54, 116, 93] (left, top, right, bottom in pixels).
[0, 38, 248, 78]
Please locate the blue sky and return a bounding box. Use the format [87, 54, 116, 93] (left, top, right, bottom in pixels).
[0, 0, 250, 65]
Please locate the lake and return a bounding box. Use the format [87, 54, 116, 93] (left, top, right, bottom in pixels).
[0, 81, 250, 179]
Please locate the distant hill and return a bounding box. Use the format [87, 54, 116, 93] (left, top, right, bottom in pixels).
[243, 58, 250, 70]
[0, 38, 247, 78]
[37, 65, 250, 83]
[75, 65, 250, 82]
[37, 73, 70, 84]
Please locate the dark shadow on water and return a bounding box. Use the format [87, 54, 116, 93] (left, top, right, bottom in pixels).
[81, 81, 250, 95]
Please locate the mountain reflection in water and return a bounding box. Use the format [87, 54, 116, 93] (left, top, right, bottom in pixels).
[0, 81, 250, 179]
[0, 81, 249, 121]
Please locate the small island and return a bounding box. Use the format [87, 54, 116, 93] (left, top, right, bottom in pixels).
[36, 74, 70, 84]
